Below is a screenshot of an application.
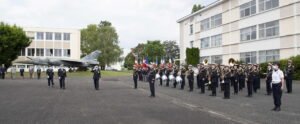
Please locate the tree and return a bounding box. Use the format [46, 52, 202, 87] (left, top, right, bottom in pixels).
[81, 21, 123, 69]
[191, 4, 205, 13]
[186, 48, 200, 66]
[123, 52, 135, 70]
[162, 40, 179, 60]
[0, 22, 31, 68]
[141, 40, 164, 62]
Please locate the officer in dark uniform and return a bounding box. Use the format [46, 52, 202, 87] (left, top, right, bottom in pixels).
[20, 67, 25, 79]
[199, 64, 207, 94]
[219, 65, 225, 92]
[58, 65, 67, 89]
[159, 66, 165, 85]
[284, 60, 294, 93]
[209, 64, 219, 96]
[238, 65, 245, 91]
[148, 65, 156, 97]
[180, 66, 186, 90]
[231, 64, 239, 94]
[187, 65, 194, 92]
[173, 66, 179, 88]
[245, 64, 253, 97]
[196, 64, 201, 89]
[133, 67, 139, 89]
[46, 66, 54, 87]
[37, 67, 42, 80]
[138, 66, 143, 81]
[0, 64, 6, 79]
[165, 67, 172, 87]
[222, 65, 231, 99]
[265, 64, 273, 95]
[252, 65, 260, 93]
[91, 65, 101, 90]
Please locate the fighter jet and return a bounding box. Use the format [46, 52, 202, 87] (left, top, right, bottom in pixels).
[15, 50, 101, 67]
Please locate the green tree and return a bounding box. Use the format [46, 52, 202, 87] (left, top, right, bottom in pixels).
[123, 52, 135, 70]
[81, 21, 123, 69]
[191, 4, 205, 13]
[186, 48, 200, 66]
[0, 22, 31, 67]
[162, 40, 179, 60]
[141, 40, 164, 62]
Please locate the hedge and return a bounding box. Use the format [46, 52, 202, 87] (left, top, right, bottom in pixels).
[260, 55, 300, 80]
[186, 48, 199, 66]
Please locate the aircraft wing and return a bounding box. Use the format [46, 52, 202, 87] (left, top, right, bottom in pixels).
[59, 58, 84, 65]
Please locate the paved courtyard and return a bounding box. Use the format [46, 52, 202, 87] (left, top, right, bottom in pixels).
[0, 76, 299, 124]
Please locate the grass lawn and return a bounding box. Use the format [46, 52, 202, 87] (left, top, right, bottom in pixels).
[6, 70, 132, 79]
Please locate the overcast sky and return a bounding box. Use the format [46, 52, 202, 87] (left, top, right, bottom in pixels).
[0, 0, 214, 56]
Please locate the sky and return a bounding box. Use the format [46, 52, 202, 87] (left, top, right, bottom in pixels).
[0, 0, 214, 56]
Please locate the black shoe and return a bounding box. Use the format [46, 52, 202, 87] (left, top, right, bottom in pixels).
[271, 107, 277, 111]
[276, 107, 281, 111]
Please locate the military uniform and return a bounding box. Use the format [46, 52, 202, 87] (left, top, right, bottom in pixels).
[133, 69, 138, 89]
[252, 67, 260, 93]
[266, 67, 273, 95]
[223, 68, 231, 99]
[199, 67, 207, 93]
[246, 67, 254, 97]
[238, 67, 245, 91]
[46, 68, 54, 86]
[58, 68, 67, 89]
[180, 68, 186, 89]
[20, 68, 25, 79]
[37, 68, 41, 80]
[284, 64, 294, 93]
[166, 68, 172, 87]
[231, 67, 239, 94]
[173, 68, 179, 88]
[187, 67, 194, 91]
[209, 67, 219, 96]
[92, 67, 101, 90]
[148, 68, 156, 97]
[159, 68, 164, 85]
[0, 66, 6, 79]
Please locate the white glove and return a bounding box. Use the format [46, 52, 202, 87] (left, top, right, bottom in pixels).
[59, 77, 61, 80]
[47, 76, 49, 79]
[209, 81, 211, 84]
[222, 81, 224, 84]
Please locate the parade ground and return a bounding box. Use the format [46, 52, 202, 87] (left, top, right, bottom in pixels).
[0, 76, 299, 124]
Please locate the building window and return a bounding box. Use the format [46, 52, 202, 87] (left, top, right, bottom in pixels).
[211, 34, 222, 47]
[259, 20, 279, 39]
[54, 49, 62, 57]
[27, 48, 35, 56]
[211, 14, 222, 28]
[63, 49, 71, 57]
[240, 51, 257, 64]
[259, 0, 279, 12]
[190, 24, 193, 34]
[201, 37, 210, 48]
[36, 32, 44, 40]
[201, 18, 210, 31]
[240, 0, 256, 18]
[63, 33, 70, 41]
[190, 41, 194, 48]
[211, 55, 223, 64]
[46, 49, 53, 56]
[55, 33, 62, 40]
[20, 48, 26, 56]
[200, 56, 210, 63]
[46, 32, 53, 40]
[241, 26, 257, 41]
[36, 48, 44, 56]
[259, 49, 279, 63]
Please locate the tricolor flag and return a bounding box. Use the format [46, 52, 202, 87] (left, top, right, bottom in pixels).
[160, 57, 165, 67]
[168, 56, 172, 68]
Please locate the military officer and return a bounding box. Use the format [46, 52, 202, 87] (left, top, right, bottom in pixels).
[231, 64, 239, 94]
[252, 65, 260, 93]
[180, 66, 186, 90]
[187, 65, 194, 92]
[208, 64, 219, 96]
[148, 65, 156, 97]
[284, 60, 294, 93]
[58, 65, 67, 89]
[173, 66, 179, 88]
[0, 64, 6, 79]
[133, 66, 139, 89]
[271, 62, 285, 111]
[91, 65, 101, 90]
[37, 67, 42, 80]
[238, 65, 245, 91]
[159, 66, 165, 86]
[46, 66, 54, 87]
[222, 65, 231, 99]
[165, 67, 172, 87]
[265, 64, 273, 95]
[20, 67, 25, 79]
[199, 64, 207, 94]
[245, 64, 253, 97]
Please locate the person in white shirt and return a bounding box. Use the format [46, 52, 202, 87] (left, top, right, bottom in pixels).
[271, 62, 285, 112]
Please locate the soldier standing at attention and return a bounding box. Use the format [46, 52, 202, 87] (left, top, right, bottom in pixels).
[58, 65, 67, 89]
[271, 63, 285, 111]
[199, 64, 207, 94]
[187, 65, 194, 92]
[173, 66, 179, 88]
[158, 66, 164, 86]
[238, 65, 245, 91]
[37, 67, 42, 80]
[265, 64, 273, 95]
[138, 66, 143, 81]
[222, 65, 231, 99]
[133, 67, 139, 89]
[209, 64, 219, 96]
[180, 66, 186, 90]
[245, 64, 253, 97]
[91, 66, 101, 90]
[284, 60, 294, 93]
[165, 67, 172, 87]
[20, 67, 25, 79]
[46, 66, 54, 87]
[231, 65, 239, 95]
[148, 65, 156, 97]
[252, 65, 260, 93]
[0, 64, 6, 79]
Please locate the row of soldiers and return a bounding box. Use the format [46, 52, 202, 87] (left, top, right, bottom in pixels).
[133, 60, 295, 99]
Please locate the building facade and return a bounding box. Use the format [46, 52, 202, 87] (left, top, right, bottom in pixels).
[12, 27, 81, 71]
[177, 0, 300, 65]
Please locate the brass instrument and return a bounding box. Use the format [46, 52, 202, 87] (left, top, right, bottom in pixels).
[228, 58, 236, 67]
[203, 59, 209, 65]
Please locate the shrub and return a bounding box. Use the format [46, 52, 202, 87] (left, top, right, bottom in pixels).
[186, 48, 199, 66]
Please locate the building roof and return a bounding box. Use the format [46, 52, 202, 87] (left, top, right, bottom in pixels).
[176, 0, 225, 23]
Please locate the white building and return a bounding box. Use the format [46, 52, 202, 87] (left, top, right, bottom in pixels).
[177, 0, 300, 65]
[12, 27, 81, 71]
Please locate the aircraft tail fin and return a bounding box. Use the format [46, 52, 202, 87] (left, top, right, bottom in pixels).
[81, 50, 101, 61]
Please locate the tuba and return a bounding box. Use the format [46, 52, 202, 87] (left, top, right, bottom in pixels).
[203, 59, 209, 66]
[228, 58, 236, 67]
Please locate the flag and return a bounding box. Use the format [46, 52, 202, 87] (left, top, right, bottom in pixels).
[142, 57, 149, 68]
[160, 56, 165, 67]
[168, 56, 172, 68]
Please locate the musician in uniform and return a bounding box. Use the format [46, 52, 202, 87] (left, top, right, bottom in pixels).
[208, 63, 219, 96]
[180, 66, 186, 90]
[252, 65, 260, 93]
[231, 64, 239, 94]
[187, 65, 194, 92]
[166, 67, 172, 87]
[245, 64, 253, 97]
[265, 64, 273, 95]
[219, 65, 225, 92]
[173, 66, 179, 88]
[138, 66, 143, 81]
[284, 60, 294, 93]
[238, 65, 245, 91]
[148, 65, 156, 97]
[199, 64, 207, 94]
[222, 65, 231, 99]
[133, 67, 139, 89]
[58, 64, 67, 89]
[158, 66, 164, 85]
[196, 64, 201, 89]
